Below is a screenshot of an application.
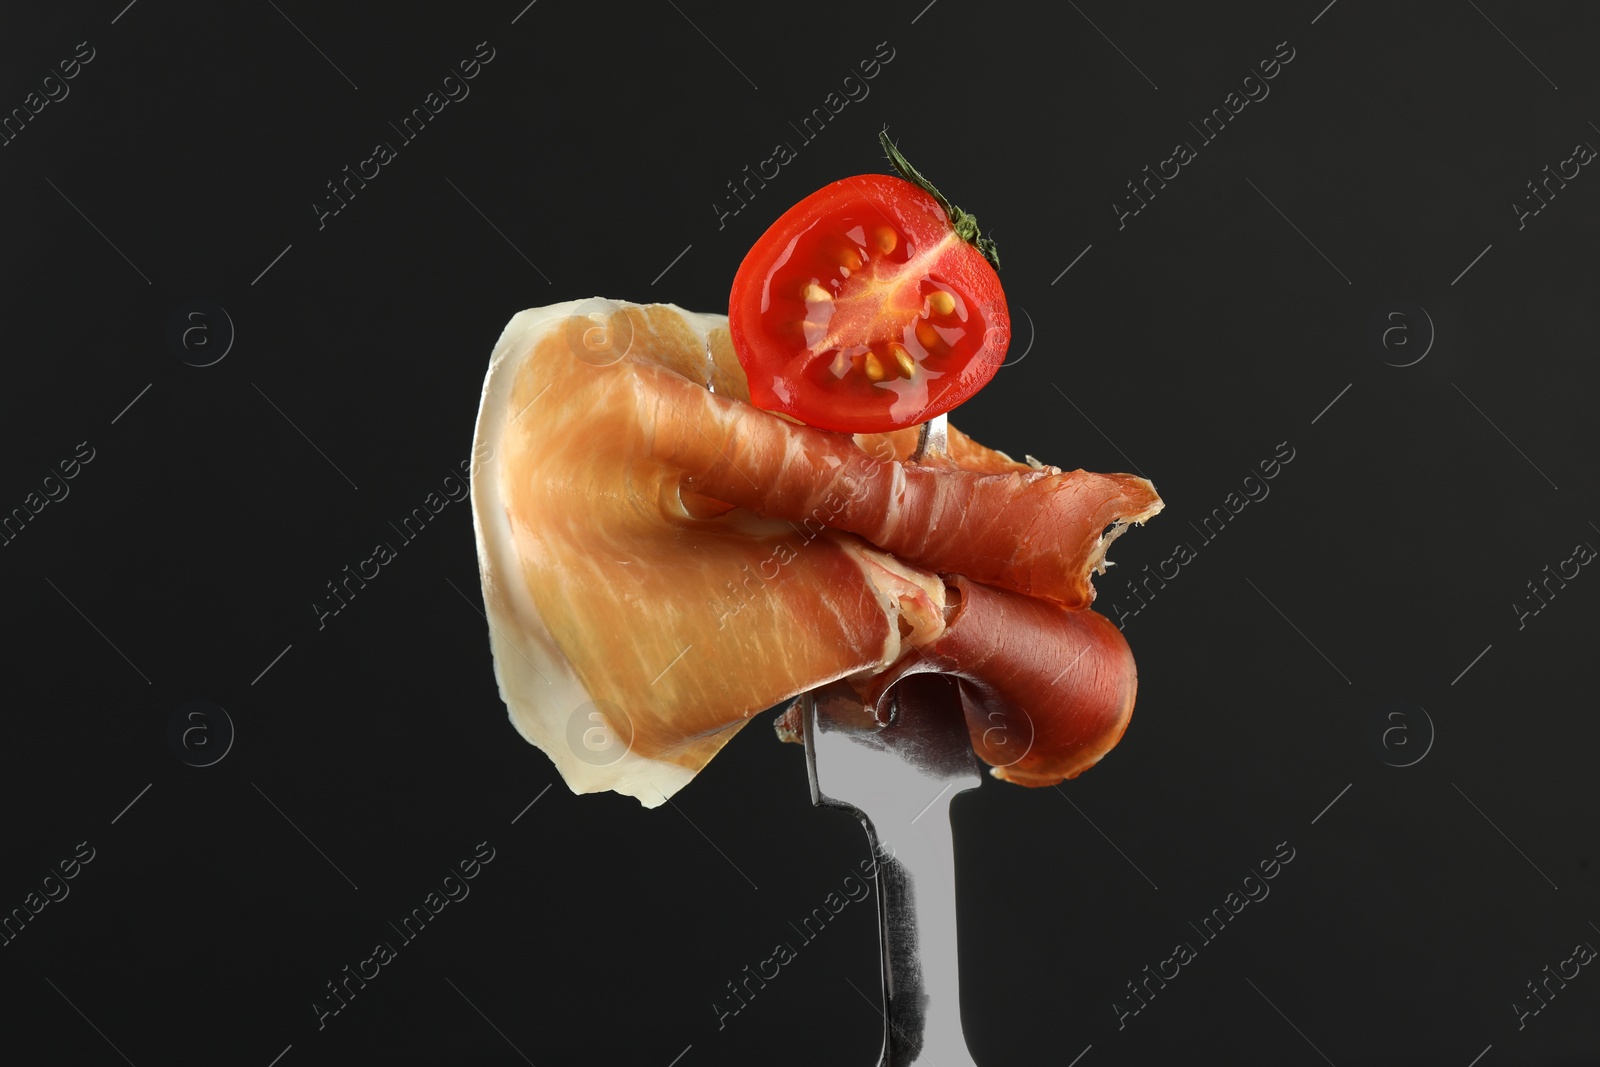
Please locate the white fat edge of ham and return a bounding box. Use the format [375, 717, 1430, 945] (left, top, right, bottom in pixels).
[470, 300, 702, 808]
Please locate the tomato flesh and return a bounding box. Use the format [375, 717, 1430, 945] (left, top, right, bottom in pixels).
[729, 174, 1009, 434]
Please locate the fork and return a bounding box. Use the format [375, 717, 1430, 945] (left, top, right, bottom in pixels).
[801, 681, 984, 1066]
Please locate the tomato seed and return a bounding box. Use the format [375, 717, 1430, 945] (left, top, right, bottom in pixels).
[890, 342, 916, 378]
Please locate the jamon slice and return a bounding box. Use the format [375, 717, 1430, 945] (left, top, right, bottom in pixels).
[666, 333, 1161, 610]
[779, 577, 1139, 785]
[470, 299, 1160, 807]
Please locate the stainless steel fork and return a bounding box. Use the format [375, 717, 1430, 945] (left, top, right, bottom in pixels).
[801, 686, 984, 1066]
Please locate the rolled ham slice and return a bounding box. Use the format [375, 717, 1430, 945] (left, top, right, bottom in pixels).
[785, 577, 1139, 786]
[470, 299, 1160, 807]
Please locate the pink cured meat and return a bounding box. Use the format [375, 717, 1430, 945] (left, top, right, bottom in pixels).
[827, 577, 1140, 785]
[470, 301, 1162, 805]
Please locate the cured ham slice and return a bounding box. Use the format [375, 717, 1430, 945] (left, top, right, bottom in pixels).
[470, 299, 1160, 807]
[654, 394, 1157, 611]
[780, 577, 1138, 786]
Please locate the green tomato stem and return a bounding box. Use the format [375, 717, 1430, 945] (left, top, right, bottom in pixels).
[879, 128, 1002, 272]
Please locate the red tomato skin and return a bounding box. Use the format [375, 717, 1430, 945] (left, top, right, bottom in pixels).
[728, 173, 1010, 434]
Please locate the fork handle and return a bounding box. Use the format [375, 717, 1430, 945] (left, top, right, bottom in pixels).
[858, 802, 978, 1066]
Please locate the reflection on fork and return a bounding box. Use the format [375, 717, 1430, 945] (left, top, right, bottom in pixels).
[801, 684, 983, 1066]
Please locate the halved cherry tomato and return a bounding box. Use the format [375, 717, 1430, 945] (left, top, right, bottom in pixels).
[728, 171, 1009, 434]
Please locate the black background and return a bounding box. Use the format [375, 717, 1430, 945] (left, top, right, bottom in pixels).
[2, 1, 1596, 1064]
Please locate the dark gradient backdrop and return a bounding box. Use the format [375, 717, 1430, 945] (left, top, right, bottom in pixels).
[1, 1, 1596, 1064]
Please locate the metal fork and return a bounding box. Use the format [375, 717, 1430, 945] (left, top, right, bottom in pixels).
[801, 682, 983, 1066]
